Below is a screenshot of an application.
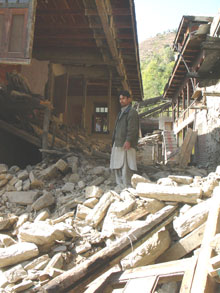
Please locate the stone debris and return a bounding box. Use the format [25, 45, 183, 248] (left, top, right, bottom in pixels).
[0, 150, 220, 292]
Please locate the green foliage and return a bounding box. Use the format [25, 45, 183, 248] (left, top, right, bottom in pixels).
[141, 45, 175, 100]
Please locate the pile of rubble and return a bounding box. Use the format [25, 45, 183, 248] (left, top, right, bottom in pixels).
[0, 151, 220, 292]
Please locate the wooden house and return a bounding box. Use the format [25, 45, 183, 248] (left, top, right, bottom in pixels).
[163, 13, 220, 167]
[0, 0, 143, 166]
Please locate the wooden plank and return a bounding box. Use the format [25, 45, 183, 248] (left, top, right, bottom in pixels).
[43, 205, 177, 292]
[123, 276, 157, 293]
[190, 191, 220, 292]
[157, 223, 205, 262]
[178, 128, 197, 167]
[179, 256, 197, 293]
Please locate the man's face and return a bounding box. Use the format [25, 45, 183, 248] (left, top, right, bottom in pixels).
[119, 95, 131, 107]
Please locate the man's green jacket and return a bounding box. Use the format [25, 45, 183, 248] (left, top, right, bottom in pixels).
[112, 104, 139, 148]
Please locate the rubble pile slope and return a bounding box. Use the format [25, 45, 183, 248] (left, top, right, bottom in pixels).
[0, 148, 219, 292]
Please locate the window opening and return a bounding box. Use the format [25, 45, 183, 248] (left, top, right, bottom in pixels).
[93, 104, 108, 134]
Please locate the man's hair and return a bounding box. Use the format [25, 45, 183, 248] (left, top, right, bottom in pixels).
[119, 90, 131, 98]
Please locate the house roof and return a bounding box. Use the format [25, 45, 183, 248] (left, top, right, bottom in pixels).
[33, 0, 143, 101]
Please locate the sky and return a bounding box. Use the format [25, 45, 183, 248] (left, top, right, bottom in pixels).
[134, 0, 220, 43]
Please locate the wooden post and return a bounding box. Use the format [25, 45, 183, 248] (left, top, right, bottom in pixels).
[42, 62, 52, 159]
[83, 77, 88, 129]
[187, 82, 190, 117]
[108, 69, 112, 133]
[42, 106, 51, 159]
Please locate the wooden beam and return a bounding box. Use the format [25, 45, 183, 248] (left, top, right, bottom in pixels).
[138, 96, 163, 108]
[35, 33, 105, 40]
[95, 0, 129, 91]
[138, 102, 171, 118]
[35, 23, 102, 29]
[36, 8, 98, 16]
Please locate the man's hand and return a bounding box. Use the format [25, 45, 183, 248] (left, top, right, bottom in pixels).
[123, 141, 131, 150]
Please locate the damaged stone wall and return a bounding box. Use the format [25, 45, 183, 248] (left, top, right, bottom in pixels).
[194, 82, 220, 168]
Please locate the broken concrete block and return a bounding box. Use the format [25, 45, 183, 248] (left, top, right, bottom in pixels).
[83, 198, 99, 209]
[68, 173, 80, 183]
[4, 264, 27, 284]
[52, 245, 67, 253]
[18, 221, 65, 245]
[131, 174, 151, 188]
[78, 181, 85, 189]
[53, 222, 78, 238]
[24, 254, 50, 270]
[136, 183, 202, 204]
[17, 170, 29, 181]
[15, 180, 23, 191]
[8, 176, 19, 186]
[90, 176, 105, 186]
[75, 241, 91, 254]
[0, 214, 18, 230]
[0, 242, 39, 268]
[86, 191, 115, 227]
[14, 214, 29, 231]
[215, 165, 220, 175]
[44, 253, 64, 271]
[32, 191, 55, 211]
[121, 229, 171, 269]
[55, 159, 68, 173]
[110, 199, 135, 218]
[201, 178, 218, 197]
[29, 171, 44, 189]
[22, 179, 31, 191]
[0, 164, 8, 174]
[34, 210, 50, 222]
[0, 234, 17, 247]
[85, 186, 103, 199]
[89, 166, 106, 175]
[168, 175, 193, 185]
[173, 198, 212, 237]
[123, 198, 165, 221]
[157, 177, 177, 186]
[67, 156, 78, 173]
[75, 204, 92, 220]
[39, 165, 58, 180]
[6, 191, 39, 205]
[6, 279, 33, 292]
[62, 182, 75, 192]
[0, 179, 8, 188]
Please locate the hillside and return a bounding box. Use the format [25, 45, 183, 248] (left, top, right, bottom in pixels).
[139, 32, 176, 101]
[139, 32, 176, 63]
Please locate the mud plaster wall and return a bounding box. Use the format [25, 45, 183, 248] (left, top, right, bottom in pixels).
[21, 58, 49, 96]
[194, 82, 220, 167]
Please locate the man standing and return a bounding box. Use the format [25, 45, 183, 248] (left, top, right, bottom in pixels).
[110, 90, 139, 187]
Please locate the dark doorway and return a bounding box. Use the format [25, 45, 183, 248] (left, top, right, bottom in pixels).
[0, 129, 41, 168]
